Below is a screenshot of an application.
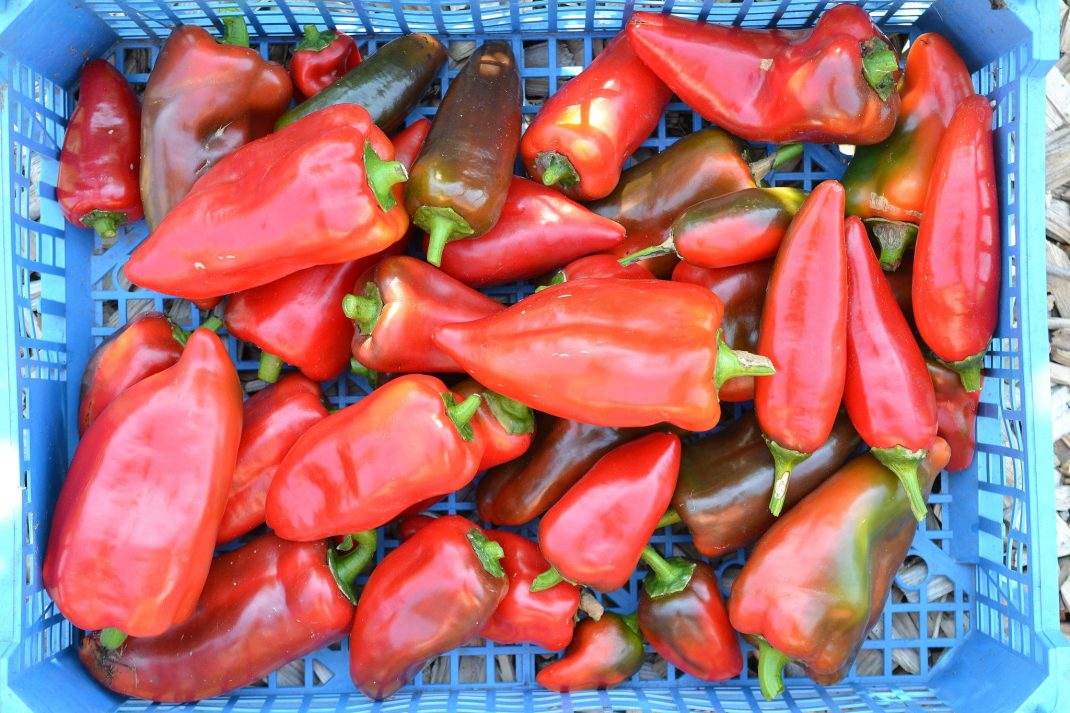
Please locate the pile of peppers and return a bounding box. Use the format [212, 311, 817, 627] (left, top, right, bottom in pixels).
[51, 8, 999, 704]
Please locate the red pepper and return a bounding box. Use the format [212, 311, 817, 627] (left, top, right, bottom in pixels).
[536, 612, 643, 692]
[125, 104, 410, 300]
[433, 278, 774, 431]
[397, 513, 437, 540]
[535, 433, 681, 593]
[755, 181, 848, 516]
[928, 359, 982, 472]
[521, 34, 671, 201]
[391, 118, 433, 169]
[56, 60, 142, 240]
[912, 95, 999, 392]
[350, 515, 507, 699]
[672, 260, 773, 403]
[265, 374, 484, 541]
[844, 216, 937, 520]
[79, 532, 376, 702]
[290, 25, 362, 99]
[886, 255, 914, 324]
[637, 550, 742, 681]
[345, 255, 505, 373]
[44, 330, 242, 643]
[626, 6, 902, 144]
[140, 20, 292, 229]
[451, 378, 536, 470]
[432, 177, 626, 288]
[216, 374, 328, 544]
[546, 253, 654, 286]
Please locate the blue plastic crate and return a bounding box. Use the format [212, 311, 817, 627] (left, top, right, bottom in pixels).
[0, 0, 1066, 711]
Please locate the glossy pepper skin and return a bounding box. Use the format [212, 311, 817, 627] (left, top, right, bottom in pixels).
[433, 176, 626, 287]
[843, 34, 974, 225]
[728, 440, 950, 699]
[552, 253, 654, 284]
[391, 118, 433, 168]
[451, 378, 536, 470]
[536, 613, 644, 692]
[591, 128, 756, 277]
[537, 433, 681, 592]
[928, 359, 982, 472]
[672, 260, 773, 403]
[755, 181, 848, 516]
[626, 6, 902, 145]
[434, 278, 774, 431]
[140, 22, 292, 229]
[477, 415, 656, 525]
[216, 375, 328, 544]
[290, 25, 362, 99]
[266, 374, 484, 540]
[521, 34, 671, 200]
[79, 532, 375, 702]
[44, 330, 242, 638]
[126, 104, 410, 300]
[57, 60, 142, 240]
[276, 33, 447, 133]
[346, 255, 505, 373]
[406, 41, 522, 266]
[913, 95, 1000, 392]
[350, 515, 508, 699]
[672, 412, 861, 557]
[844, 216, 937, 521]
[637, 554, 742, 681]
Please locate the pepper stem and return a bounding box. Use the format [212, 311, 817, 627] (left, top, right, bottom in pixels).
[640, 546, 696, 599]
[656, 508, 681, 528]
[172, 315, 224, 346]
[442, 392, 481, 442]
[861, 40, 899, 102]
[531, 566, 565, 592]
[620, 612, 640, 636]
[342, 282, 384, 335]
[350, 357, 379, 387]
[945, 352, 985, 392]
[363, 141, 407, 212]
[296, 24, 337, 52]
[258, 352, 284, 383]
[415, 206, 475, 267]
[483, 390, 535, 435]
[764, 437, 811, 516]
[200, 315, 224, 333]
[219, 15, 250, 48]
[750, 144, 804, 182]
[714, 330, 776, 390]
[467, 528, 505, 578]
[757, 638, 792, 701]
[618, 238, 676, 267]
[578, 591, 604, 620]
[99, 627, 127, 651]
[872, 445, 930, 521]
[536, 151, 580, 189]
[867, 219, 918, 272]
[81, 210, 127, 241]
[328, 530, 378, 604]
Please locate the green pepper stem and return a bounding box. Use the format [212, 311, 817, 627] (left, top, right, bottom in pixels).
[640, 546, 696, 598]
[530, 566, 565, 592]
[200, 315, 224, 333]
[414, 206, 475, 267]
[861, 40, 899, 102]
[750, 144, 803, 182]
[620, 611, 640, 636]
[342, 283, 384, 336]
[82, 210, 128, 241]
[483, 390, 535, 435]
[219, 15, 250, 48]
[945, 352, 985, 393]
[618, 238, 676, 267]
[656, 509, 682, 528]
[867, 219, 919, 272]
[714, 330, 776, 390]
[872, 445, 930, 521]
[363, 141, 407, 212]
[443, 393, 481, 441]
[297, 24, 338, 53]
[757, 639, 792, 701]
[328, 530, 378, 604]
[350, 357, 379, 387]
[467, 528, 506, 578]
[764, 437, 811, 516]
[536, 151, 580, 189]
[258, 352, 284, 383]
[171, 324, 190, 347]
[99, 627, 127, 651]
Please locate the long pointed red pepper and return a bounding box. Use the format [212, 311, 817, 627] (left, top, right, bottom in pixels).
[755, 181, 848, 516]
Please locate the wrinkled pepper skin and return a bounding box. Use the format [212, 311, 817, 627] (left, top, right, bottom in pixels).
[126, 104, 409, 300]
[140, 24, 292, 229]
[451, 378, 536, 470]
[78, 312, 183, 435]
[591, 128, 756, 277]
[672, 413, 861, 557]
[276, 33, 447, 133]
[350, 516, 508, 700]
[406, 41, 522, 266]
[216, 375, 328, 544]
[913, 95, 1000, 392]
[928, 359, 982, 472]
[290, 25, 362, 99]
[538, 433, 681, 592]
[844, 216, 937, 520]
[626, 6, 901, 145]
[434, 177, 626, 287]
[728, 440, 950, 699]
[843, 33, 974, 223]
[391, 118, 433, 168]
[521, 34, 671, 201]
[57, 60, 143, 240]
[80, 534, 362, 702]
[672, 260, 773, 403]
[755, 181, 848, 515]
[477, 414, 656, 525]
[348, 255, 505, 373]
[266, 375, 484, 540]
[44, 330, 242, 637]
[536, 613, 644, 692]
[435, 278, 772, 431]
[638, 560, 742, 681]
